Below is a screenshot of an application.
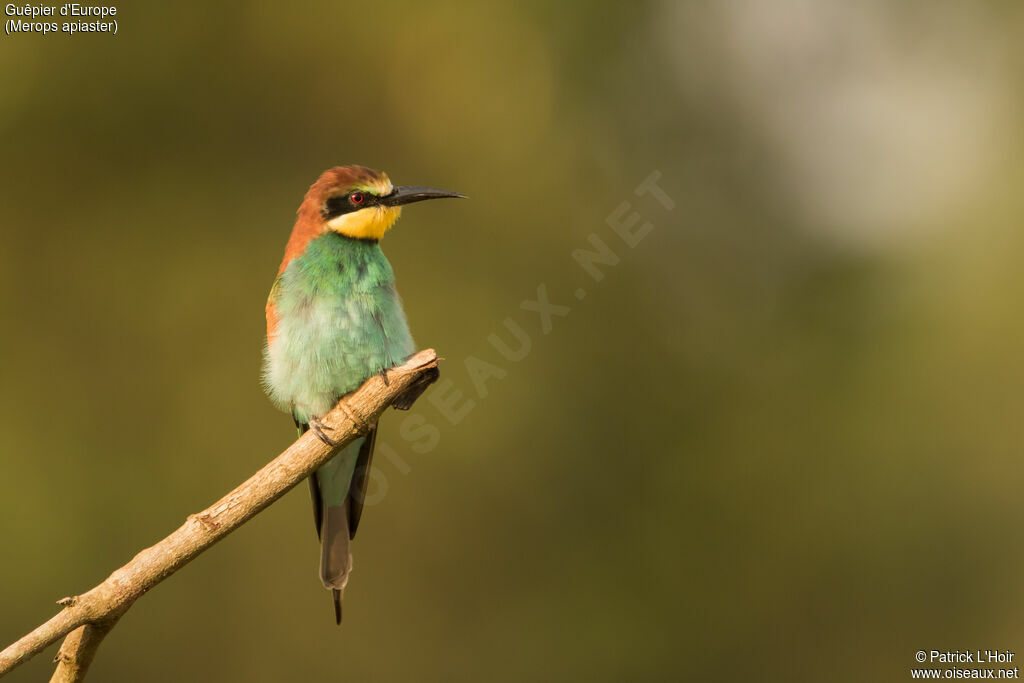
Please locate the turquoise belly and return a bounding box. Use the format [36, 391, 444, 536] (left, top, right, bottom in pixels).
[263, 234, 415, 423]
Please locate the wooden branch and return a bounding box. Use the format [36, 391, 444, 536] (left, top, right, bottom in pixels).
[50, 618, 119, 683]
[0, 349, 440, 681]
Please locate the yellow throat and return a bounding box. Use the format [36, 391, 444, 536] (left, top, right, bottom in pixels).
[325, 177, 401, 240]
[326, 205, 402, 240]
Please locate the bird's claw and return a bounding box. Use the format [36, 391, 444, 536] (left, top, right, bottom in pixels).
[379, 367, 391, 386]
[309, 418, 338, 447]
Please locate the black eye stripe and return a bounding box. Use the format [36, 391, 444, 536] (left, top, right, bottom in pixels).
[323, 196, 348, 218]
[323, 192, 380, 220]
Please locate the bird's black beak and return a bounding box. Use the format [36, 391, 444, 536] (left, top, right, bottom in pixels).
[382, 185, 466, 207]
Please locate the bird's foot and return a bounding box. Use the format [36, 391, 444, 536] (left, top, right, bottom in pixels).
[379, 367, 390, 386]
[309, 417, 338, 446]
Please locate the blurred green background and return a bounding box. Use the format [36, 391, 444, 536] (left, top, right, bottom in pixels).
[3, 1, 1024, 681]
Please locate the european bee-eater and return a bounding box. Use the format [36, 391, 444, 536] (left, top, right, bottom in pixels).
[263, 165, 463, 623]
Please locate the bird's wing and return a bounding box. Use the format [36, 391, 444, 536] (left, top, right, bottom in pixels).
[265, 274, 283, 341]
[347, 426, 377, 539]
[294, 420, 325, 537]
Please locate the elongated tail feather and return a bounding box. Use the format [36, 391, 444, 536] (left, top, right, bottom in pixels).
[297, 418, 380, 624]
[310, 431, 378, 624]
[319, 502, 353, 624]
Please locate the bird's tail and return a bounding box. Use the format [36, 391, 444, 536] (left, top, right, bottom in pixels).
[313, 436, 365, 624]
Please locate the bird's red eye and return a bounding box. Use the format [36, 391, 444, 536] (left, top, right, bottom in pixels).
[350, 192, 365, 205]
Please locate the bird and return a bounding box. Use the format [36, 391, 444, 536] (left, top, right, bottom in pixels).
[262, 165, 463, 624]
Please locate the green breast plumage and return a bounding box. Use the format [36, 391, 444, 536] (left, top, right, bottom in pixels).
[262, 233, 415, 424]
